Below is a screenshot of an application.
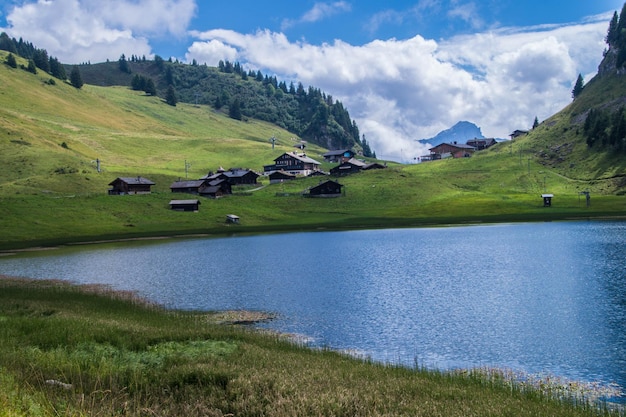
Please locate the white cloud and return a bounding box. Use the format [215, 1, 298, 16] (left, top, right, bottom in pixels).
[447, 1, 483, 30]
[1, 0, 196, 63]
[187, 15, 610, 161]
[281, 1, 351, 31]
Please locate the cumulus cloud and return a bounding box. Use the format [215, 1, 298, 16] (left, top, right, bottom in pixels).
[1, 0, 196, 63]
[187, 14, 610, 161]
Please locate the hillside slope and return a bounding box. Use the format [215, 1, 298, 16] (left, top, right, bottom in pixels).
[0, 50, 624, 250]
[0, 51, 321, 195]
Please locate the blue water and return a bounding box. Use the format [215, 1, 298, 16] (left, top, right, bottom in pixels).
[1, 221, 625, 393]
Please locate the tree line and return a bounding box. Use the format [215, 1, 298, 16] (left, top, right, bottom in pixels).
[0, 32, 83, 88]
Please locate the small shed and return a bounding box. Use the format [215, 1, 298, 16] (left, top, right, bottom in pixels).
[169, 199, 200, 212]
[226, 214, 240, 224]
[541, 194, 554, 207]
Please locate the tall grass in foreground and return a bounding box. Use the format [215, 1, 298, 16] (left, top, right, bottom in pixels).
[0, 276, 622, 417]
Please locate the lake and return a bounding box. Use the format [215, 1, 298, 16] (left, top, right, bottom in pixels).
[1, 221, 625, 398]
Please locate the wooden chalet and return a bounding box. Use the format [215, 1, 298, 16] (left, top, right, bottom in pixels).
[202, 169, 258, 186]
[169, 199, 200, 212]
[263, 152, 321, 176]
[429, 142, 475, 159]
[200, 179, 231, 197]
[269, 170, 296, 184]
[170, 178, 231, 198]
[330, 158, 366, 176]
[305, 180, 344, 197]
[323, 149, 356, 163]
[170, 179, 207, 194]
[466, 138, 497, 150]
[108, 176, 155, 195]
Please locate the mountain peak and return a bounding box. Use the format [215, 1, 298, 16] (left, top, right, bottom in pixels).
[417, 121, 484, 146]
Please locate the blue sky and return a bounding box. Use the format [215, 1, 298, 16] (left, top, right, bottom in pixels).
[1, 0, 624, 161]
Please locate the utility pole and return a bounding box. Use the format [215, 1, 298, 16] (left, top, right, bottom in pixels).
[185, 160, 191, 179]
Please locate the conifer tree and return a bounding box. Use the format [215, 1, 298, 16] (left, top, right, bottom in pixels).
[5, 53, 17, 68]
[27, 59, 37, 74]
[532, 116, 539, 129]
[144, 78, 156, 96]
[70, 65, 83, 89]
[572, 73, 584, 99]
[165, 84, 177, 106]
[118, 54, 131, 73]
[606, 11, 619, 46]
[229, 98, 242, 120]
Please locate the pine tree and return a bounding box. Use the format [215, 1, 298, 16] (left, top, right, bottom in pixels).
[229, 98, 242, 120]
[118, 54, 130, 74]
[572, 74, 584, 99]
[27, 59, 37, 74]
[49, 56, 66, 79]
[165, 84, 177, 106]
[70, 65, 83, 89]
[606, 11, 619, 46]
[144, 78, 156, 96]
[5, 53, 17, 68]
[532, 116, 539, 129]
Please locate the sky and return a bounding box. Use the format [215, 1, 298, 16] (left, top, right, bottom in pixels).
[1, 0, 624, 162]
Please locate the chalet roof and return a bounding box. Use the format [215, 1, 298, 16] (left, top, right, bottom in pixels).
[344, 158, 367, 167]
[323, 149, 353, 157]
[363, 162, 386, 170]
[169, 199, 200, 205]
[109, 176, 155, 186]
[311, 180, 343, 190]
[170, 180, 206, 189]
[200, 172, 225, 180]
[429, 142, 475, 151]
[276, 152, 321, 165]
[223, 169, 259, 178]
[208, 178, 228, 186]
[510, 129, 529, 137]
[466, 138, 497, 145]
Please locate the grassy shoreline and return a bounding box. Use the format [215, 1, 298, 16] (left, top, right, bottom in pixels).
[2, 206, 626, 253]
[0, 276, 623, 417]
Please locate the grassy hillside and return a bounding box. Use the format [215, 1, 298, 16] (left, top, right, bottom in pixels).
[0, 50, 625, 250]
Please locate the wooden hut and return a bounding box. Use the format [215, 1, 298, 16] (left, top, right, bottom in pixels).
[169, 199, 200, 212]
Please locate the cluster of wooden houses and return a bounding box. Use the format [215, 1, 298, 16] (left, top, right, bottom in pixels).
[422, 130, 529, 162]
[107, 148, 385, 212]
[421, 138, 498, 161]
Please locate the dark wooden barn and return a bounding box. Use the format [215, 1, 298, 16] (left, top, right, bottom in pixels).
[108, 177, 155, 195]
[306, 180, 344, 197]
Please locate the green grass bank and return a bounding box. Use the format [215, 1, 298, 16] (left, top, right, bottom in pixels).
[0, 277, 621, 417]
